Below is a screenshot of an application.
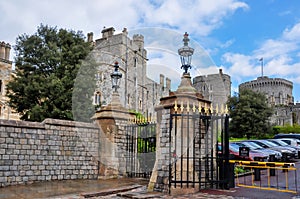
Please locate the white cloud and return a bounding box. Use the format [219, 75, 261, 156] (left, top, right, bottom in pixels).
[283, 23, 300, 41]
[223, 21, 300, 86]
[137, 0, 248, 36]
[253, 39, 297, 59]
[0, 0, 248, 46]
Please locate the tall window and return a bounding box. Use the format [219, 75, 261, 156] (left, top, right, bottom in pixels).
[94, 92, 101, 105]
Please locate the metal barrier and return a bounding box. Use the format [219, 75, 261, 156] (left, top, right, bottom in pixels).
[229, 160, 298, 194]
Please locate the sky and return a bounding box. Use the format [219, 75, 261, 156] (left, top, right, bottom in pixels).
[1, 0, 300, 102]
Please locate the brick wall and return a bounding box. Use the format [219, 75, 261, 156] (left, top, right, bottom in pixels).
[0, 118, 100, 187]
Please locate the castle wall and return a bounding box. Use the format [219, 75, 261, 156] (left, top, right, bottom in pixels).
[193, 69, 231, 108]
[239, 76, 293, 106]
[0, 119, 100, 187]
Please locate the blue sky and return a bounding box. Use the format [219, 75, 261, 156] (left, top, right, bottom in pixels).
[1, 0, 300, 102]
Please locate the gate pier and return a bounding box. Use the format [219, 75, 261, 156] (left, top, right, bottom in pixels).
[93, 92, 135, 178]
[148, 72, 212, 194]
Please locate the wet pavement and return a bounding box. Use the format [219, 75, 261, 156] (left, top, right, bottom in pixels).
[1, 172, 300, 199]
[0, 178, 148, 199]
[1, 177, 299, 199]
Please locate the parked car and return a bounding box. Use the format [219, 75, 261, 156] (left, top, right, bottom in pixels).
[247, 140, 295, 161]
[274, 133, 300, 140]
[229, 143, 268, 161]
[275, 138, 300, 158]
[277, 138, 300, 147]
[232, 141, 282, 161]
[268, 139, 299, 158]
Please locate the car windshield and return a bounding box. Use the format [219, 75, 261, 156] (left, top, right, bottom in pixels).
[270, 139, 288, 146]
[261, 140, 278, 147]
[243, 141, 264, 149]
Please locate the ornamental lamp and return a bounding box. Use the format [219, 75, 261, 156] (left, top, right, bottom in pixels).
[110, 61, 122, 93]
[178, 32, 194, 74]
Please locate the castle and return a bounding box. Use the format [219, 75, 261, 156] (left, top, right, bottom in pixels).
[239, 76, 300, 125]
[88, 27, 231, 117]
[88, 27, 171, 119]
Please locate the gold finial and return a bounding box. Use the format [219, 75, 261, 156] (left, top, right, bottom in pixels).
[216, 104, 219, 114]
[198, 102, 202, 113]
[225, 105, 229, 114]
[186, 101, 190, 113]
[174, 101, 178, 112]
[210, 104, 213, 114]
[204, 103, 208, 114]
[180, 101, 184, 112]
[192, 102, 196, 113]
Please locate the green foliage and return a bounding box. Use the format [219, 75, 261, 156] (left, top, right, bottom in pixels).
[234, 166, 245, 175]
[273, 124, 300, 134]
[227, 88, 274, 139]
[6, 24, 92, 122]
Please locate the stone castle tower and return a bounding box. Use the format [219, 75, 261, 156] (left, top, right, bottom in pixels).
[89, 27, 170, 118]
[193, 69, 231, 107]
[0, 41, 19, 120]
[239, 76, 293, 106]
[239, 76, 297, 125]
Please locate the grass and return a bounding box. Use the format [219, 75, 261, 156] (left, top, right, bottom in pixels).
[229, 137, 248, 142]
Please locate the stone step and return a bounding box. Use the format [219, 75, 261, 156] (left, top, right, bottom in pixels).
[80, 184, 143, 198]
[117, 191, 163, 198]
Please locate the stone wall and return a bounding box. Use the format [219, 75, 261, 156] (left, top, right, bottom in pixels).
[0, 118, 100, 187]
[193, 69, 231, 108]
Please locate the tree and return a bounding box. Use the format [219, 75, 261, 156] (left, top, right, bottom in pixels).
[227, 89, 273, 139]
[6, 24, 93, 122]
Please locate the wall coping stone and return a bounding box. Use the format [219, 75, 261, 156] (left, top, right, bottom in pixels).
[0, 119, 44, 129]
[42, 118, 98, 129]
[0, 118, 98, 130]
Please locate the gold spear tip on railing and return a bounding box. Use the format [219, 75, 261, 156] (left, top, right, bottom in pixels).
[174, 100, 178, 112]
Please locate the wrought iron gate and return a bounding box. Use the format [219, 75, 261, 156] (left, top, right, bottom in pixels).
[168, 106, 230, 191]
[125, 122, 156, 178]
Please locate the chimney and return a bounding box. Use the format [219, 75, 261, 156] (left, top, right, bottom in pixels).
[87, 32, 93, 43]
[219, 68, 223, 75]
[122, 27, 128, 36]
[5, 43, 11, 60]
[160, 74, 165, 86]
[101, 27, 115, 39]
[0, 42, 5, 59]
[166, 77, 171, 91]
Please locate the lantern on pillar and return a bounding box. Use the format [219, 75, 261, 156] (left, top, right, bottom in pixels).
[178, 32, 194, 74]
[110, 62, 122, 93]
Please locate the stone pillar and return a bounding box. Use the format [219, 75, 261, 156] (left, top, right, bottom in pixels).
[148, 72, 211, 194]
[93, 92, 135, 178]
